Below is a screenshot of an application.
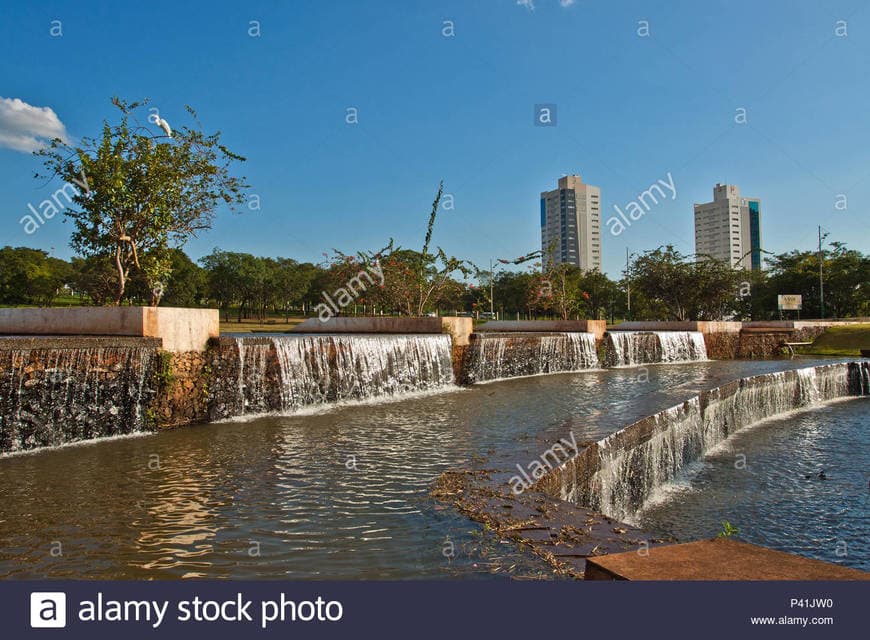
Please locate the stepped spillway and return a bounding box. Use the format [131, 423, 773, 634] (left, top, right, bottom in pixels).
[0, 339, 157, 452]
[218, 333, 455, 417]
[605, 330, 708, 367]
[534, 361, 870, 523]
[463, 332, 599, 384]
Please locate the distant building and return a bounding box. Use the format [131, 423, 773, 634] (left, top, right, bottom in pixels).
[540, 175, 601, 271]
[693, 183, 763, 270]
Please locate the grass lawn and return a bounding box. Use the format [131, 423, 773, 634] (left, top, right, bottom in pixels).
[796, 324, 870, 357]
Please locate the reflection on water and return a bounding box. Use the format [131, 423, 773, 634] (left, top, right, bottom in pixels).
[639, 398, 869, 571]
[0, 357, 859, 579]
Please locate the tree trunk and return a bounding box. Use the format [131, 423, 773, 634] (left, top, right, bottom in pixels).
[113, 246, 126, 305]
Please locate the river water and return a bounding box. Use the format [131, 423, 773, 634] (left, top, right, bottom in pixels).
[0, 357, 864, 578]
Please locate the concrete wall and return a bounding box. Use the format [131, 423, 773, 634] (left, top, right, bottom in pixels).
[294, 316, 441, 334]
[292, 316, 473, 346]
[610, 321, 743, 333]
[0, 307, 218, 352]
[476, 320, 607, 341]
[613, 319, 865, 333]
[143, 308, 219, 352]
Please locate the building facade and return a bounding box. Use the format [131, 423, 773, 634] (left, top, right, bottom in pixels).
[693, 183, 763, 270]
[540, 175, 602, 271]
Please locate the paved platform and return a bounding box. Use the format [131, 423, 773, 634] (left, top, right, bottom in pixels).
[584, 538, 870, 581]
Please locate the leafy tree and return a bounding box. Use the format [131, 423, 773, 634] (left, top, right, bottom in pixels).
[491, 271, 536, 317]
[36, 97, 248, 305]
[323, 182, 470, 316]
[69, 255, 118, 305]
[161, 248, 206, 307]
[271, 258, 320, 320]
[0, 247, 70, 306]
[576, 269, 621, 320]
[200, 249, 245, 320]
[757, 241, 869, 318]
[630, 246, 741, 320]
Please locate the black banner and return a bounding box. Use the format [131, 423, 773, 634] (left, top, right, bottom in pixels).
[5, 580, 867, 639]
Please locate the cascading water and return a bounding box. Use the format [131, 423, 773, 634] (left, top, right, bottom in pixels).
[0, 343, 156, 452]
[605, 331, 708, 367]
[535, 361, 870, 524]
[464, 332, 599, 384]
[225, 334, 455, 416]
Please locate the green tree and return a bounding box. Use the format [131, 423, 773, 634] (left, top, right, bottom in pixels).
[270, 258, 320, 320]
[0, 246, 70, 306]
[201, 249, 245, 320]
[630, 246, 741, 320]
[69, 255, 119, 305]
[36, 97, 248, 305]
[576, 269, 621, 320]
[324, 182, 470, 316]
[759, 241, 869, 318]
[161, 248, 206, 307]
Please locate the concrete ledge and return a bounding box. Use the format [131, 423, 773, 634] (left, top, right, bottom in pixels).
[291, 316, 473, 345]
[0, 307, 218, 352]
[610, 321, 743, 333]
[611, 320, 865, 334]
[0, 336, 162, 351]
[477, 320, 607, 341]
[584, 538, 870, 580]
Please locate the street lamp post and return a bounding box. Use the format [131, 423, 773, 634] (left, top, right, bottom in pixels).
[489, 258, 494, 317]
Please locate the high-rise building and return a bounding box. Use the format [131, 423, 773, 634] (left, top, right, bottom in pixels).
[540, 175, 601, 271]
[693, 183, 763, 270]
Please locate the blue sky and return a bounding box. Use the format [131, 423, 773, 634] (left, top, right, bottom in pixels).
[1, 0, 869, 278]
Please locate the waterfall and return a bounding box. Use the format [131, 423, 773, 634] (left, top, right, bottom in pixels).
[464, 332, 599, 384]
[605, 331, 707, 366]
[226, 334, 455, 416]
[0, 344, 156, 453]
[534, 361, 870, 523]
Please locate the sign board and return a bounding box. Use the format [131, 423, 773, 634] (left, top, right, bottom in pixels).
[777, 294, 802, 311]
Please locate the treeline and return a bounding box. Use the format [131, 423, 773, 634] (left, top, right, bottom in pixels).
[1, 241, 867, 321]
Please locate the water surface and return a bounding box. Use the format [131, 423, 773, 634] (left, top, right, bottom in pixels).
[0, 357, 858, 578]
[639, 398, 869, 571]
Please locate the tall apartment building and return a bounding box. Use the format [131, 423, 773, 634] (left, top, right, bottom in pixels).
[693, 183, 763, 270]
[540, 175, 601, 271]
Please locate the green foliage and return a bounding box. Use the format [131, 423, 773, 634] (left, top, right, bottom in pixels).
[750, 241, 869, 319]
[143, 407, 159, 429]
[35, 97, 248, 305]
[161, 248, 207, 307]
[629, 246, 742, 320]
[69, 255, 117, 305]
[718, 521, 739, 538]
[0, 246, 71, 306]
[154, 351, 175, 388]
[321, 182, 471, 316]
[200, 249, 321, 321]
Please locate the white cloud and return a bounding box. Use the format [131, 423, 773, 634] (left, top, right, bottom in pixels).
[0, 97, 68, 153]
[517, 0, 576, 11]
